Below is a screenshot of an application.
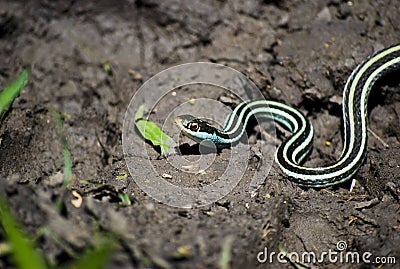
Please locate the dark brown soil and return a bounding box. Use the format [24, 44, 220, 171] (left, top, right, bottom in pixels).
[0, 0, 399, 268]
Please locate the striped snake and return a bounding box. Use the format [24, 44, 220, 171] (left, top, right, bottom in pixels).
[174, 45, 400, 187]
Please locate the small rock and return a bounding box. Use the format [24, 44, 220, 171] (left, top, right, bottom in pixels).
[316, 7, 332, 22]
[329, 95, 342, 105]
[48, 171, 64, 187]
[162, 173, 173, 179]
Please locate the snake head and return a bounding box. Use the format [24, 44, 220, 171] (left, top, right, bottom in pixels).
[174, 115, 220, 145]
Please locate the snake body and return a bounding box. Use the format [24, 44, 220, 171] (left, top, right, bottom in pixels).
[175, 45, 400, 187]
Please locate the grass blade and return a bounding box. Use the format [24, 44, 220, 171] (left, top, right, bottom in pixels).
[0, 70, 28, 122]
[218, 236, 234, 269]
[52, 109, 73, 188]
[51, 108, 73, 213]
[0, 197, 47, 269]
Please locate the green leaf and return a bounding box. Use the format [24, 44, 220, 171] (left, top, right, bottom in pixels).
[0, 197, 48, 269]
[0, 70, 29, 122]
[118, 193, 132, 207]
[115, 173, 128, 180]
[218, 236, 234, 269]
[103, 61, 112, 74]
[134, 105, 173, 157]
[134, 104, 145, 121]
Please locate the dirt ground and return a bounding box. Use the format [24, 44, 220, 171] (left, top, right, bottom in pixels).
[0, 0, 399, 268]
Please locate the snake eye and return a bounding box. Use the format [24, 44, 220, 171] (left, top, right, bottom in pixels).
[189, 122, 199, 132]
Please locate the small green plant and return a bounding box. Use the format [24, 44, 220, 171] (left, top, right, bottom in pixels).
[0, 197, 114, 269]
[0, 197, 47, 269]
[51, 108, 73, 189]
[0, 70, 28, 123]
[218, 236, 234, 269]
[134, 104, 173, 157]
[51, 108, 73, 213]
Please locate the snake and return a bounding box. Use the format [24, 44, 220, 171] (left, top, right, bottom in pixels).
[174, 44, 400, 187]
